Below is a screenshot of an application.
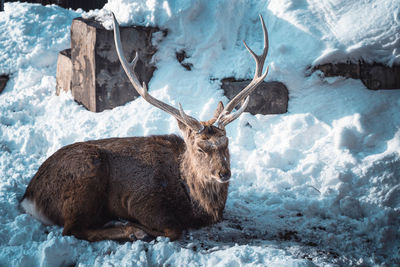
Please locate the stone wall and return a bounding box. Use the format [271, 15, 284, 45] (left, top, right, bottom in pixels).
[313, 61, 400, 90]
[57, 18, 288, 114]
[57, 17, 163, 112]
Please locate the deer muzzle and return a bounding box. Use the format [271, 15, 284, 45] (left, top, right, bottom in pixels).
[218, 170, 231, 182]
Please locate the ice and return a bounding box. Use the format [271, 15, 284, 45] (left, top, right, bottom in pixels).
[0, 1, 399, 266]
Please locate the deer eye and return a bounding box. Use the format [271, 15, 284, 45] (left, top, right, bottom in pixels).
[197, 148, 205, 153]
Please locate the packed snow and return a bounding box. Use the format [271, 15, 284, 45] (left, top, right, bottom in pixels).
[0, 0, 399, 266]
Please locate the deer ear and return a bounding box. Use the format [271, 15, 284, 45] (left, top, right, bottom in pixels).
[203, 101, 224, 126]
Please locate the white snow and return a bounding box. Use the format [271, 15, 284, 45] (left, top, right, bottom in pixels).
[0, 1, 399, 266]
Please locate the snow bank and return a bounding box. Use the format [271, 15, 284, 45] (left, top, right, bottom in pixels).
[0, 1, 399, 266]
[268, 0, 400, 66]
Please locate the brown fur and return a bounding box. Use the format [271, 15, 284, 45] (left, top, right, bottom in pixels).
[21, 103, 232, 242]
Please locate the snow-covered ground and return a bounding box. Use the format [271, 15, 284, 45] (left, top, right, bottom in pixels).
[1, 1, 399, 266]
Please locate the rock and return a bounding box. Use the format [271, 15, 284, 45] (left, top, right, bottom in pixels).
[313, 62, 360, 79]
[0, 74, 9, 94]
[221, 78, 289, 115]
[70, 17, 162, 112]
[56, 49, 72, 95]
[360, 63, 400, 90]
[313, 61, 400, 90]
[176, 50, 193, 71]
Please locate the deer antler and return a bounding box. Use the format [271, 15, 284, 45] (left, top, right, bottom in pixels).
[112, 13, 204, 133]
[215, 14, 269, 128]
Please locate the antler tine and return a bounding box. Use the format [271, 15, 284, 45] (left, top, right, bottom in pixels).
[216, 14, 269, 128]
[217, 96, 250, 128]
[112, 13, 204, 132]
[129, 51, 139, 69]
[243, 14, 268, 78]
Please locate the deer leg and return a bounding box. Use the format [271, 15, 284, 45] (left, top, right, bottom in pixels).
[63, 224, 152, 242]
[124, 222, 182, 241]
[125, 199, 184, 241]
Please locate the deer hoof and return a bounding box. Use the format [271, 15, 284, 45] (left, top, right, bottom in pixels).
[164, 228, 181, 241]
[128, 228, 153, 242]
[128, 233, 137, 241]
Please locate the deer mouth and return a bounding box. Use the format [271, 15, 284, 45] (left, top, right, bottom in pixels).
[211, 173, 231, 184]
[216, 178, 230, 184]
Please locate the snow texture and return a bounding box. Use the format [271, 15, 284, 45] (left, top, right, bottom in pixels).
[0, 1, 399, 266]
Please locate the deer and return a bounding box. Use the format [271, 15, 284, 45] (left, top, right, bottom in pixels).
[20, 13, 269, 242]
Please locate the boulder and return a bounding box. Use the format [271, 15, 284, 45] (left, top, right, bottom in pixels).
[0, 74, 9, 94]
[313, 61, 400, 90]
[221, 78, 289, 115]
[56, 49, 72, 95]
[313, 62, 360, 79]
[69, 17, 162, 112]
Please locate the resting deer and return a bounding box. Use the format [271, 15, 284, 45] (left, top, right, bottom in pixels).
[20, 14, 269, 242]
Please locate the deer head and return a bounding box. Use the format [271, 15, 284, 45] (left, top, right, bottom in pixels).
[112, 13, 268, 184]
[175, 101, 230, 183]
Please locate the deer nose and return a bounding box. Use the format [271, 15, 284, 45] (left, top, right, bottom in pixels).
[219, 170, 231, 182]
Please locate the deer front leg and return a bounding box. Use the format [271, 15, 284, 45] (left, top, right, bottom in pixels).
[123, 196, 184, 241]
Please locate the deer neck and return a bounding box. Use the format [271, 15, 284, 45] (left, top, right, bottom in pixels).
[179, 149, 229, 223]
